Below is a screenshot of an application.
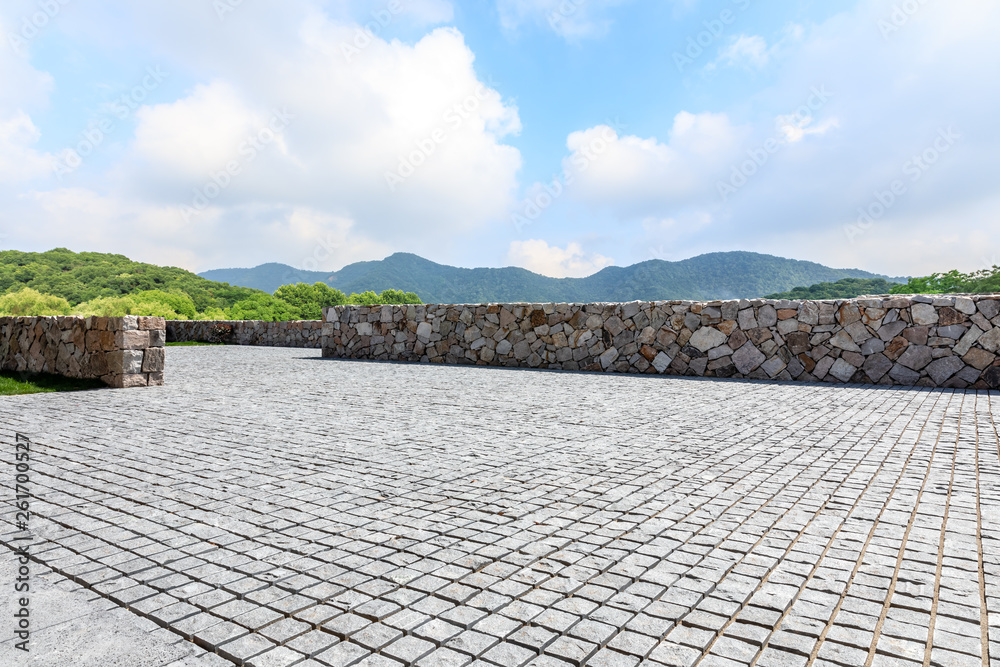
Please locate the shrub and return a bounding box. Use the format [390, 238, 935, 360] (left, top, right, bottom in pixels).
[346, 289, 422, 305]
[0, 287, 72, 316]
[225, 293, 299, 322]
[890, 267, 1000, 295]
[129, 290, 199, 319]
[273, 282, 347, 319]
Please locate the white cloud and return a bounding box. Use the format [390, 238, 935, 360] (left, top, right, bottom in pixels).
[714, 35, 771, 70]
[497, 0, 628, 40]
[775, 113, 839, 143]
[9, 186, 392, 272]
[0, 111, 54, 182]
[113, 23, 521, 244]
[507, 239, 613, 278]
[558, 112, 747, 217]
[1, 5, 523, 271]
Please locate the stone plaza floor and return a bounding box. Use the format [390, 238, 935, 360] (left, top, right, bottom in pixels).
[2, 345, 1000, 667]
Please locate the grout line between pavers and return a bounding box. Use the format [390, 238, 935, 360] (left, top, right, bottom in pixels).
[922, 390, 961, 667]
[749, 388, 942, 666]
[861, 390, 954, 667]
[804, 389, 947, 666]
[973, 391, 990, 667]
[692, 387, 940, 666]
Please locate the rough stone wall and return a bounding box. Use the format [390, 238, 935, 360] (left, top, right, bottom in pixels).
[167, 320, 323, 348]
[0, 316, 165, 388]
[321, 295, 1000, 389]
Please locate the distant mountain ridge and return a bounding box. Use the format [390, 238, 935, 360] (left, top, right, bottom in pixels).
[199, 252, 903, 303]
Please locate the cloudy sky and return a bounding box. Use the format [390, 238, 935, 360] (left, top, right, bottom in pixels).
[1, 0, 997, 278]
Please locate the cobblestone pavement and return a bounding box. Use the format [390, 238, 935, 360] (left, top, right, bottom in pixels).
[2, 346, 1000, 667]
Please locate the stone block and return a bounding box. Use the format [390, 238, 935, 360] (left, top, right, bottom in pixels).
[978, 299, 1000, 320]
[982, 366, 1000, 389]
[102, 373, 148, 388]
[785, 332, 810, 355]
[936, 325, 967, 340]
[733, 342, 765, 375]
[830, 331, 861, 353]
[937, 307, 966, 326]
[878, 320, 907, 342]
[142, 347, 165, 373]
[925, 356, 965, 385]
[845, 321, 873, 343]
[954, 326, 984, 356]
[116, 330, 151, 350]
[737, 309, 757, 330]
[107, 350, 145, 375]
[963, 348, 996, 371]
[798, 301, 819, 326]
[599, 347, 619, 369]
[955, 297, 976, 315]
[814, 356, 835, 380]
[889, 363, 921, 385]
[652, 352, 672, 373]
[861, 337, 885, 356]
[88, 350, 109, 376]
[757, 305, 778, 328]
[902, 327, 929, 346]
[761, 356, 787, 378]
[688, 326, 728, 353]
[863, 353, 893, 382]
[979, 327, 1000, 353]
[841, 351, 864, 368]
[837, 303, 862, 326]
[138, 316, 166, 331]
[829, 358, 857, 382]
[897, 345, 933, 371]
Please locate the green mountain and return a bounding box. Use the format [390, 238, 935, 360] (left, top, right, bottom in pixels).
[0, 248, 261, 310]
[201, 251, 901, 303]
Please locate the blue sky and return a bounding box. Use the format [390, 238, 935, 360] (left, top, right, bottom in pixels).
[1, 0, 997, 278]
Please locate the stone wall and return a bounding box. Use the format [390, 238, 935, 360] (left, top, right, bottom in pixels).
[321, 295, 1000, 389]
[167, 320, 323, 348]
[1, 316, 165, 388]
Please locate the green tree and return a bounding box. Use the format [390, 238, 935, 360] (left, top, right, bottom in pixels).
[347, 290, 380, 305]
[890, 267, 1000, 295]
[345, 289, 423, 305]
[0, 288, 72, 316]
[226, 293, 299, 321]
[376, 289, 422, 304]
[273, 282, 347, 319]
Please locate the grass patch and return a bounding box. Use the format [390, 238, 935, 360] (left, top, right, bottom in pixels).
[166, 341, 222, 347]
[0, 371, 106, 396]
